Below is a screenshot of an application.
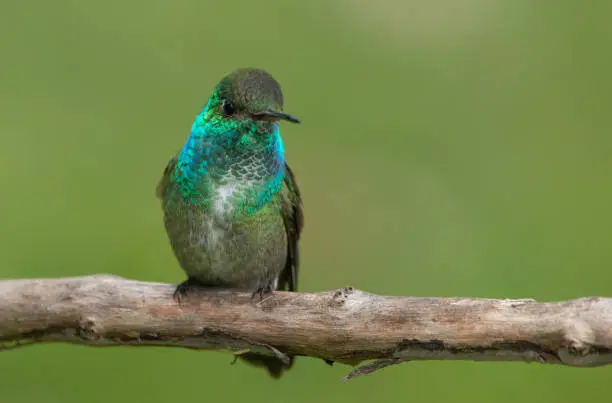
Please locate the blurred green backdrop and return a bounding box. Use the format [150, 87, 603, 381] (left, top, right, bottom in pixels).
[1, 0, 611, 402]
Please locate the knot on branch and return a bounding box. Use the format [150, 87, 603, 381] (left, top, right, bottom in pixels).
[78, 316, 103, 340]
[331, 286, 355, 307]
[562, 319, 595, 356]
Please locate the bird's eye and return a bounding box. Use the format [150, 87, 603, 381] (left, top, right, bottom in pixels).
[221, 100, 235, 116]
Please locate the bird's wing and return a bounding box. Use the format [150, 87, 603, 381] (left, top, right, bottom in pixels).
[155, 156, 177, 199]
[278, 162, 304, 292]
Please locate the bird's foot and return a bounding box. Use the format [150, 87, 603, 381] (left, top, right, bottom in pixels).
[173, 277, 206, 303]
[251, 283, 275, 302]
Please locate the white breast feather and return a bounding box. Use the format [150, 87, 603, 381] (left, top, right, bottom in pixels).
[214, 184, 237, 216]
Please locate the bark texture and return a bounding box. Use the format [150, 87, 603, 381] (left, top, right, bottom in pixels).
[0, 275, 611, 380]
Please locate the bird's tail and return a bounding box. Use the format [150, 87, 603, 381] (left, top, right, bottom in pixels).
[238, 353, 295, 379]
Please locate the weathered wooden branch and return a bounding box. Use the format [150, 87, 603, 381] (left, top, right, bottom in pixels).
[0, 275, 611, 380]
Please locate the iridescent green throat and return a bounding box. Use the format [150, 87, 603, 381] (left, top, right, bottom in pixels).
[172, 92, 286, 218]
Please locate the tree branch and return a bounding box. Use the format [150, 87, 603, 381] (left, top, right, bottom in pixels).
[0, 275, 611, 380]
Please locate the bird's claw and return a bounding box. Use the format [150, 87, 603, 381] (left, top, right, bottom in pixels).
[252, 284, 274, 302]
[173, 277, 201, 303]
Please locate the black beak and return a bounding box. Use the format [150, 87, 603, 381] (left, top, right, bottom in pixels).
[252, 109, 300, 124]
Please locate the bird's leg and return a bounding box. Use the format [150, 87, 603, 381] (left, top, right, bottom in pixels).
[173, 277, 208, 303]
[252, 282, 275, 302]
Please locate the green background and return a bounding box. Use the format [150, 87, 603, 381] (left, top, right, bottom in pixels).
[1, 0, 611, 402]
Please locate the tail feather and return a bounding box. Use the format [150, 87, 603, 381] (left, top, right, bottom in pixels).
[238, 353, 295, 379]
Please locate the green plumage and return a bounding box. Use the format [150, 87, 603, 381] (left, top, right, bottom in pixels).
[156, 68, 303, 378]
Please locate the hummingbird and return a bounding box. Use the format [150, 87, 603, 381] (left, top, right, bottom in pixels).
[156, 68, 304, 378]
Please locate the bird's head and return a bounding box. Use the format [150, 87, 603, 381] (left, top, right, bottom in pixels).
[199, 68, 299, 141]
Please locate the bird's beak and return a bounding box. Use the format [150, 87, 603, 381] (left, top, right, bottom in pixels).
[252, 109, 300, 124]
